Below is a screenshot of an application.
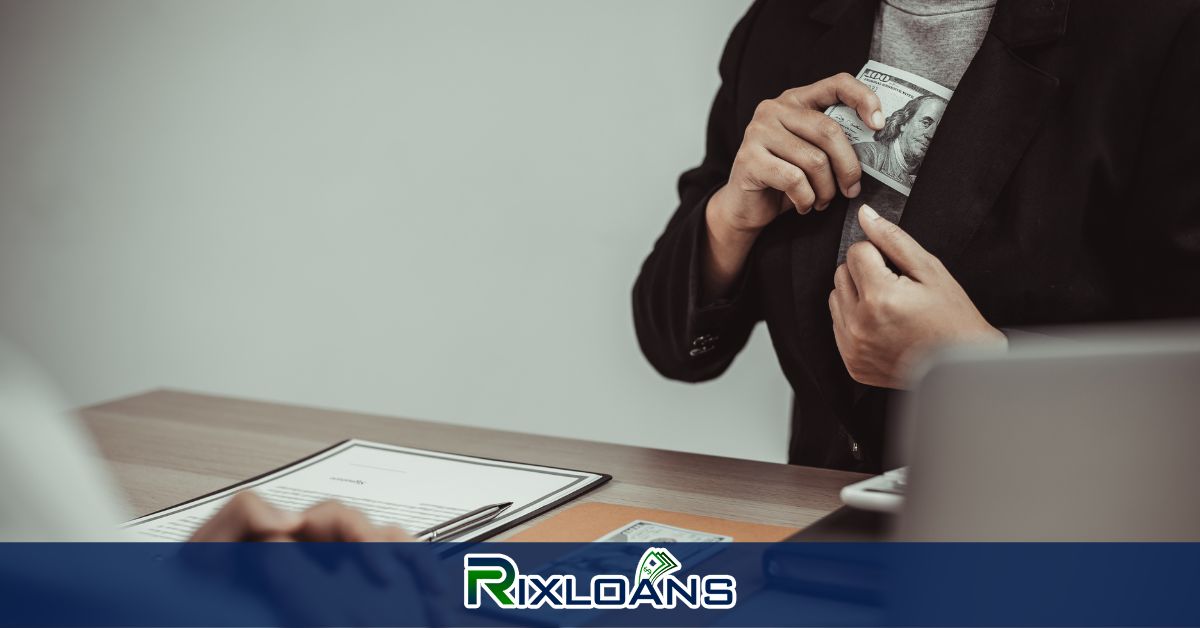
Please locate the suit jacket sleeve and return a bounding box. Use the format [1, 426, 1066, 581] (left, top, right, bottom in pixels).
[1110, 5, 1200, 319]
[631, 1, 765, 383]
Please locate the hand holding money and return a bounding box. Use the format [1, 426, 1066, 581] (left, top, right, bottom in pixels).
[702, 73, 883, 301]
[710, 72, 884, 234]
[825, 61, 954, 198]
[828, 205, 1006, 389]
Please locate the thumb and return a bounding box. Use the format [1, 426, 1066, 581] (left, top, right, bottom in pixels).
[857, 204, 937, 281]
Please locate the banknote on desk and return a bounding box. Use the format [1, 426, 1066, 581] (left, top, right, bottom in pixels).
[597, 520, 732, 543]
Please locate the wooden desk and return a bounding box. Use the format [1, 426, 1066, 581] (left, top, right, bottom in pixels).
[80, 390, 867, 538]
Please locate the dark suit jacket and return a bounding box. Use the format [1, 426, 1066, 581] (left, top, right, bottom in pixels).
[632, 0, 1200, 472]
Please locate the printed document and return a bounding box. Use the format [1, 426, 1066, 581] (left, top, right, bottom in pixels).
[125, 439, 607, 541]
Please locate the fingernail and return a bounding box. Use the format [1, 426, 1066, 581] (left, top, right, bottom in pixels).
[847, 182, 861, 198]
[816, 202, 829, 211]
[861, 204, 880, 220]
[871, 110, 885, 128]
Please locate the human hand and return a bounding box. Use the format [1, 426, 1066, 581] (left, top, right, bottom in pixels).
[189, 491, 303, 542]
[710, 73, 885, 235]
[290, 499, 412, 543]
[828, 205, 1006, 389]
[186, 493, 445, 626]
[189, 491, 412, 543]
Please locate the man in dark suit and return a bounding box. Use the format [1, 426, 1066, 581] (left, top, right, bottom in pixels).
[633, 0, 1200, 471]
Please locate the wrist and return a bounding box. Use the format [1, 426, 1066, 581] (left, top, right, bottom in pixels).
[701, 186, 760, 302]
[706, 185, 763, 246]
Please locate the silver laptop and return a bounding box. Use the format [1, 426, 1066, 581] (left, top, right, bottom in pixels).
[863, 323, 1200, 540]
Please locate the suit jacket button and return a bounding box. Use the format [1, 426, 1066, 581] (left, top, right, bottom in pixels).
[688, 334, 718, 357]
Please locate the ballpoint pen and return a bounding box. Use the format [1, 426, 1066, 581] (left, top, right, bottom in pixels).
[416, 502, 513, 542]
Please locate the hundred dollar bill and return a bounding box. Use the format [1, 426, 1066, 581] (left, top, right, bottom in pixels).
[596, 520, 732, 543]
[825, 60, 954, 196]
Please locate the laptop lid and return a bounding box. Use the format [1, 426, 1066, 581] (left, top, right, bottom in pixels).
[895, 324, 1200, 541]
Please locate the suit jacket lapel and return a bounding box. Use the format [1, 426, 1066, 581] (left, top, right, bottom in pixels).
[791, 0, 877, 85]
[899, 0, 1067, 266]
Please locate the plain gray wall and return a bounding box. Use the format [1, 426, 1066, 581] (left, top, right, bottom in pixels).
[0, 0, 794, 462]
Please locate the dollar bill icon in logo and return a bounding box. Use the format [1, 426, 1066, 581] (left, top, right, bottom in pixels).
[635, 547, 681, 584]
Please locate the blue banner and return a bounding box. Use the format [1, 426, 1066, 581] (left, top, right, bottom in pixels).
[2, 542, 1199, 626]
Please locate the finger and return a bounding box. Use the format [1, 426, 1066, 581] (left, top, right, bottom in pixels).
[830, 300, 855, 373]
[298, 501, 381, 542]
[829, 288, 844, 330]
[788, 72, 885, 131]
[831, 263, 859, 324]
[776, 107, 863, 198]
[829, 263, 860, 332]
[190, 491, 300, 542]
[298, 501, 405, 585]
[846, 239, 896, 294]
[380, 525, 413, 542]
[747, 148, 817, 213]
[761, 123, 838, 210]
[831, 301, 849, 348]
[831, 262, 860, 335]
[833, 263, 859, 302]
[857, 204, 938, 281]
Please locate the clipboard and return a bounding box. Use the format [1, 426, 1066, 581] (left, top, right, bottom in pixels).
[123, 438, 611, 542]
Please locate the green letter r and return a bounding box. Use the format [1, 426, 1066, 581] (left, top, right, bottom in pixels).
[464, 554, 518, 608]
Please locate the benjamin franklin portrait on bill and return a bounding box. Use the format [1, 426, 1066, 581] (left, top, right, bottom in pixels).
[853, 94, 948, 190]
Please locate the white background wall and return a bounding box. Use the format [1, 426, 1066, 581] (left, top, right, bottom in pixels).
[0, 0, 794, 462]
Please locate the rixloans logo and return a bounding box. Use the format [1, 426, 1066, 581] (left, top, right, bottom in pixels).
[463, 548, 737, 610]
